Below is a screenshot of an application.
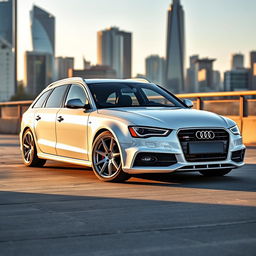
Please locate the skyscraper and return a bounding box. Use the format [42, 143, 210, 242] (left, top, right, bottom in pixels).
[55, 57, 74, 80]
[145, 55, 165, 85]
[0, 0, 12, 45]
[224, 69, 249, 91]
[231, 53, 244, 70]
[30, 5, 55, 55]
[0, 0, 15, 101]
[0, 38, 14, 101]
[166, 0, 185, 93]
[26, 5, 55, 93]
[24, 51, 53, 96]
[97, 27, 132, 79]
[186, 55, 199, 92]
[249, 51, 256, 90]
[196, 58, 216, 92]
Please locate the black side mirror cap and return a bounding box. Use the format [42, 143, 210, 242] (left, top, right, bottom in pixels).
[66, 99, 90, 109]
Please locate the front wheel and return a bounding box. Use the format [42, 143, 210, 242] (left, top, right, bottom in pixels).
[22, 129, 46, 167]
[199, 169, 232, 177]
[92, 131, 130, 182]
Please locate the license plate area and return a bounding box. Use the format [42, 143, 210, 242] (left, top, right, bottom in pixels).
[189, 142, 224, 154]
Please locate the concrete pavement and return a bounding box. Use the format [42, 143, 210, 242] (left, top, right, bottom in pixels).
[0, 135, 256, 255]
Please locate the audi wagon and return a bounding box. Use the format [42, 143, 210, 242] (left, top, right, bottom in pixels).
[20, 77, 246, 182]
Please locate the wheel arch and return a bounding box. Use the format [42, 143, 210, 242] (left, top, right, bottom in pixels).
[90, 127, 125, 167]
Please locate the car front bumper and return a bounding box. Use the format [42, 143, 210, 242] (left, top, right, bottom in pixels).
[120, 129, 246, 174]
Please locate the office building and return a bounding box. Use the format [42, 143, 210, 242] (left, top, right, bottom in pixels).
[0, 0, 15, 100]
[250, 51, 256, 90]
[196, 58, 216, 91]
[166, 0, 185, 93]
[0, 0, 13, 45]
[97, 27, 132, 79]
[24, 51, 53, 96]
[145, 55, 165, 85]
[224, 69, 249, 91]
[69, 65, 116, 79]
[55, 57, 74, 80]
[231, 53, 244, 70]
[0, 37, 14, 101]
[30, 5, 55, 55]
[186, 55, 199, 92]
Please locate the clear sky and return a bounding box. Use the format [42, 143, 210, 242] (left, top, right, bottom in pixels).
[18, 0, 256, 80]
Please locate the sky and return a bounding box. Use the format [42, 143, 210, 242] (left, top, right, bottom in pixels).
[17, 0, 256, 80]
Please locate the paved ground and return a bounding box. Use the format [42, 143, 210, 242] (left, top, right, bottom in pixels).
[0, 135, 256, 256]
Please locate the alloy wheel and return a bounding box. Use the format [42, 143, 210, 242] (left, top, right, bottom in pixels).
[93, 135, 122, 178]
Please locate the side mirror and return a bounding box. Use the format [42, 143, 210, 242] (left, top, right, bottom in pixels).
[66, 98, 90, 109]
[183, 99, 193, 108]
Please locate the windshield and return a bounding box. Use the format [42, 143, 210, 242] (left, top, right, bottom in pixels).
[87, 82, 185, 109]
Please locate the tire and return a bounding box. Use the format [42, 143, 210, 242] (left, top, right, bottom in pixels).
[199, 169, 232, 177]
[22, 129, 46, 167]
[92, 131, 130, 182]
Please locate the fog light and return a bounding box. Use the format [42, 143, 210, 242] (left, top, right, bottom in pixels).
[140, 155, 157, 162]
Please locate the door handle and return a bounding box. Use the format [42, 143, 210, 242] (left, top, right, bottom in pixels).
[57, 116, 64, 122]
[35, 115, 41, 121]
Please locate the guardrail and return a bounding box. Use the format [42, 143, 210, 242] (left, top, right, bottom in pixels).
[0, 91, 256, 144]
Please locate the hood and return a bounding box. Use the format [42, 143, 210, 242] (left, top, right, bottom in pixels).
[97, 107, 230, 130]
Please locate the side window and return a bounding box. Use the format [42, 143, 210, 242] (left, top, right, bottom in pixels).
[45, 85, 68, 108]
[33, 90, 52, 108]
[65, 84, 88, 106]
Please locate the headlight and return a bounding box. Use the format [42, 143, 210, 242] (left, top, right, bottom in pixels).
[229, 125, 240, 135]
[128, 126, 172, 138]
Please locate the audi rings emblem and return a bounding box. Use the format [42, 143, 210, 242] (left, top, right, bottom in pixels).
[195, 130, 215, 140]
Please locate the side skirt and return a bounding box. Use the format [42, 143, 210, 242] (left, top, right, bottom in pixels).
[37, 152, 92, 167]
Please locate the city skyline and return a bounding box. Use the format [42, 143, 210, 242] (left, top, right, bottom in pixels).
[16, 0, 256, 81]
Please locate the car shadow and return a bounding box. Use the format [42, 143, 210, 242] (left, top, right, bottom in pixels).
[38, 162, 256, 193]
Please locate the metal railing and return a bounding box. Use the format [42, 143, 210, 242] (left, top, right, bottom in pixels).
[0, 91, 256, 144]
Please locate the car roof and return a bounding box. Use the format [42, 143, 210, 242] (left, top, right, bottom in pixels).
[84, 79, 151, 85]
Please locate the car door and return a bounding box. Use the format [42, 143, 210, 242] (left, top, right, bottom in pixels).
[34, 85, 69, 155]
[55, 84, 90, 160]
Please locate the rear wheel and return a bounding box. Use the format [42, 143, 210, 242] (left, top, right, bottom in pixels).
[199, 169, 232, 177]
[92, 131, 130, 182]
[22, 129, 46, 167]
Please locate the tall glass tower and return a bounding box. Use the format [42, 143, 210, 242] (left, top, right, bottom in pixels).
[30, 5, 55, 55]
[166, 0, 185, 93]
[0, 0, 12, 45]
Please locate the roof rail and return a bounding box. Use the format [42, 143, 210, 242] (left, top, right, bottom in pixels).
[46, 77, 84, 88]
[125, 78, 151, 83]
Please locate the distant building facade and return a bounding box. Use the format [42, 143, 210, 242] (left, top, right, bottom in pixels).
[186, 55, 199, 92]
[231, 53, 244, 70]
[249, 51, 256, 90]
[24, 51, 53, 96]
[0, 0, 15, 101]
[0, 38, 14, 101]
[196, 58, 216, 91]
[55, 57, 74, 80]
[30, 5, 55, 55]
[224, 69, 249, 91]
[26, 5, 55, 93]
[97, 27, 132, 79]
[145, 55, 165, 85]
[69, 65, 116, 79]
[166, 0, 185, 93]
[0, 0, 13, 45]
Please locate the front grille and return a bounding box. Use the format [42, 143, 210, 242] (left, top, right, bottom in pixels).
[178, 129, 229, 162]
[133, 153, 177, 167]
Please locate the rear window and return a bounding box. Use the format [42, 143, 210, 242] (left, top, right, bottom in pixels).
[32, 90, 52, 108]
[45, 85, 68, 108]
